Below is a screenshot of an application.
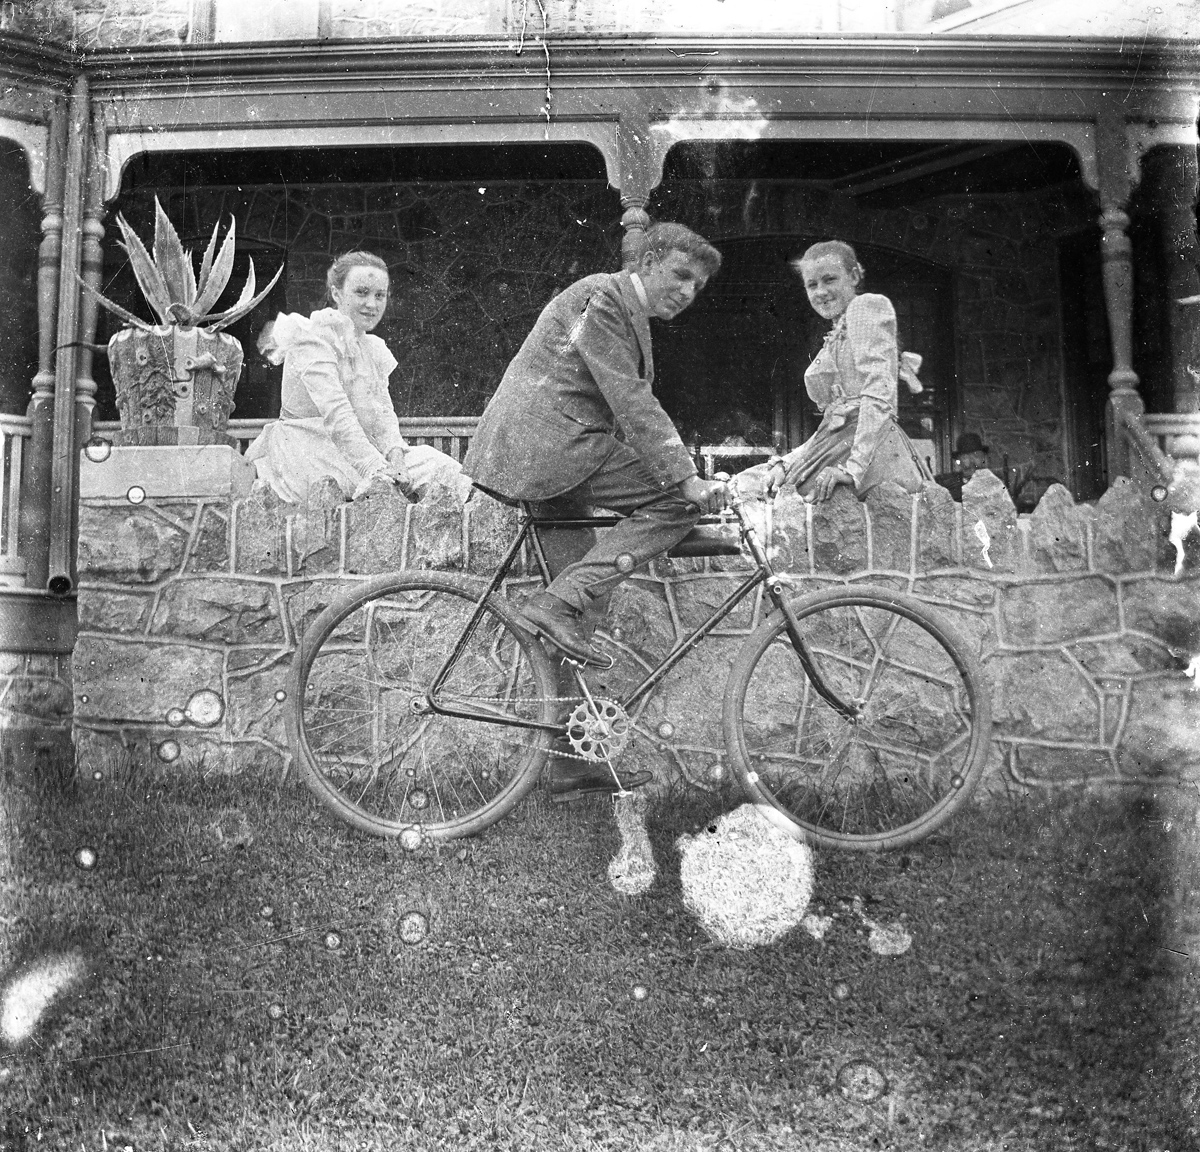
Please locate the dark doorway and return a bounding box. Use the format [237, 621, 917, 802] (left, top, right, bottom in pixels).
[1058, 230, 1110, 502]
[652, 235, 956, 470]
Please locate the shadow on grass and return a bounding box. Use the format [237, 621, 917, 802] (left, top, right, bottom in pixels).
[1, 746, 1197, 1151]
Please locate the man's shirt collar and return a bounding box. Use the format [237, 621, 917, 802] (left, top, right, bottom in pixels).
[628, 272, 650, 313]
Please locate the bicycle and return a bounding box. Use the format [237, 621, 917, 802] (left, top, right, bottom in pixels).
[285, 483, 992, 851]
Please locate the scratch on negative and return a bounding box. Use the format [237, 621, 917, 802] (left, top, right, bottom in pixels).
[566, 298, 591, 346]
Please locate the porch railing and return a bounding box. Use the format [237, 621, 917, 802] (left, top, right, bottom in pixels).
[90, 416, 479, 463]
[1, 414, 30, 587]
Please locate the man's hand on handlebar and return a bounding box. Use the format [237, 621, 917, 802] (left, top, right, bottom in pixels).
[678, 475, 731, 515]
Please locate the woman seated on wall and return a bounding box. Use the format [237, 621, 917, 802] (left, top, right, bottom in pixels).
[765, 240, 931, 502]
[246, 251, 470, 503]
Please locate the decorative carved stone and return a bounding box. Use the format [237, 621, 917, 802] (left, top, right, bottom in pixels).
[864, 482, 913, 573]
[107, 326, 242, 446]
[962, 470, 1022, 573]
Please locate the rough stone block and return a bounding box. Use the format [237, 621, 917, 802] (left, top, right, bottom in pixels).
[1119, 676, 1200, 777]
[670, 576, 757, 635]
[79, 445, 255, 500]
[150, 578, 283, 645]
[865, 482, 914, 574]
[344, 484, 410, 574]
[763, 491, 808, 574]
[407, 481, 465, 570]
[999, 576, 1119, 646]
[289, 477, 345, 576]
[283, 578, 360, 644]
[1091, 478, 1158, 574]
[78, 506, 189, 583]
[1027, 484, 1092, 573]
[233, 482, 291, 575]
[465, 490, 519, 575]
[77, 589, 154, 634]
[912, 574, 995, 609]
[917, 601, 993, 659]
[1069, 636, 1178, 676]
[985, 651, 1100, 742]
[809, 488, 868, 575]
[915, 482, 958, 571]
[185, 504, 230, 573]
[962, 470, 1022, 573]
[606, 579, 676, 660]
[73, 636, 225, 725]
[226, 652, 291, 745]
[1120, 575, 1200, 654]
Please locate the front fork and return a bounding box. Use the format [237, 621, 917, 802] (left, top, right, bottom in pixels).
[728, 496, 861, 722]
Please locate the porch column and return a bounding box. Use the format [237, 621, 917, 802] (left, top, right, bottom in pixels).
[19, 101, 67, 591]
[617, 110, 655, 270]
[47, 73, 92, 595]
[1096, 116, 1145, 481]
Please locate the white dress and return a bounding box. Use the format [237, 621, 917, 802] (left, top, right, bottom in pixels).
[245, 308, 469, 503]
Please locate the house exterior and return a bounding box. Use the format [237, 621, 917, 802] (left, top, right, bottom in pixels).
[0, 0, 1197, 772]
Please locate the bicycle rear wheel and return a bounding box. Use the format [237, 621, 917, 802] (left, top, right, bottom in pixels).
[287, 572, 556, 840]
[723, 586, 991, 851]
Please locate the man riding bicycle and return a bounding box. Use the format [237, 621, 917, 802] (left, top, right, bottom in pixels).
[463, 222, 730, 800]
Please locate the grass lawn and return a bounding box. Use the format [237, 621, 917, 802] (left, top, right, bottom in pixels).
[1, 747, 1198, 1151]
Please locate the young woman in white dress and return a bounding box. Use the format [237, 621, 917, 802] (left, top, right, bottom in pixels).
[246, 251, 469, 503]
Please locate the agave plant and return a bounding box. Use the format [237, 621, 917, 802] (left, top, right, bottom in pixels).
[83, 198, 284, 446]
[84, 197, 281, 331]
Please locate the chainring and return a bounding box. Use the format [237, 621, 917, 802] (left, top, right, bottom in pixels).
[565, 698, 631, 763]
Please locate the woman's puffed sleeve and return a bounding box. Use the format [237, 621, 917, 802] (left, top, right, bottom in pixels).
[843, 294, 900, 488]
[287, 336, 391, 477]
[354, 335, 407, 459]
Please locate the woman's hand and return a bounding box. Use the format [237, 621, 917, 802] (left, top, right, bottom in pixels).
[807, 466, 854, 503]
[382, 448, 413, 492]
[765, 461, 789, 498]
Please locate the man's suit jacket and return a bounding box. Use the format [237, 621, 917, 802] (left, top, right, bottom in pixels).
[464, 270, 698, 501]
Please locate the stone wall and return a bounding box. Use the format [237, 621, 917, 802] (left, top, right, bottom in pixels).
[72, 447, 1200, 793]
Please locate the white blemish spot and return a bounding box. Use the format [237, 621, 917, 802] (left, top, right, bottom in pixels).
[1185, 655, 1200, 689]
[802, 913, 834, 941]
[1169, 510, 1198, 576]
[973, 519, 993, 568]
[0, 951, 87, 1045]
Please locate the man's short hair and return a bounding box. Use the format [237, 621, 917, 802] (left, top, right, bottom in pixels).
[642, 223, 723, 277]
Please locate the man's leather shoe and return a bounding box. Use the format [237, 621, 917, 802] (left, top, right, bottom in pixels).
[546, 755, 653, 803]
[518, 592, 613, 668]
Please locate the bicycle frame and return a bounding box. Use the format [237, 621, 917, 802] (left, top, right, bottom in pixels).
[423, 492, 860, 732]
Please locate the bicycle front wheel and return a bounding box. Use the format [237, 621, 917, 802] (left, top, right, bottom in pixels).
[723, 586, 991, 851]
[287, 572, 556, 840]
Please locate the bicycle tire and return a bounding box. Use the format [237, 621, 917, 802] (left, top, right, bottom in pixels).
[723, 586, 992, 851]
[287, 572, 556, 840]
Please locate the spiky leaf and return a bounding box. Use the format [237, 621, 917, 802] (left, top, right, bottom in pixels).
[196, 218, 222, 299]
[182, 249, 197, 311]
[205, 262, 283, 332]
[115, 213, 171, 324]
[76, 274, 153, 332]
[191, 217, 238, 321]
[152, 198, 195, 312]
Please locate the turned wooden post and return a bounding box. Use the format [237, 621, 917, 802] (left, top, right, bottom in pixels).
[1096, 117, 1145, 482]
[19, 100, 67, 591]
[47, 72, 91, 596]
[620, 201, 651, 271]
